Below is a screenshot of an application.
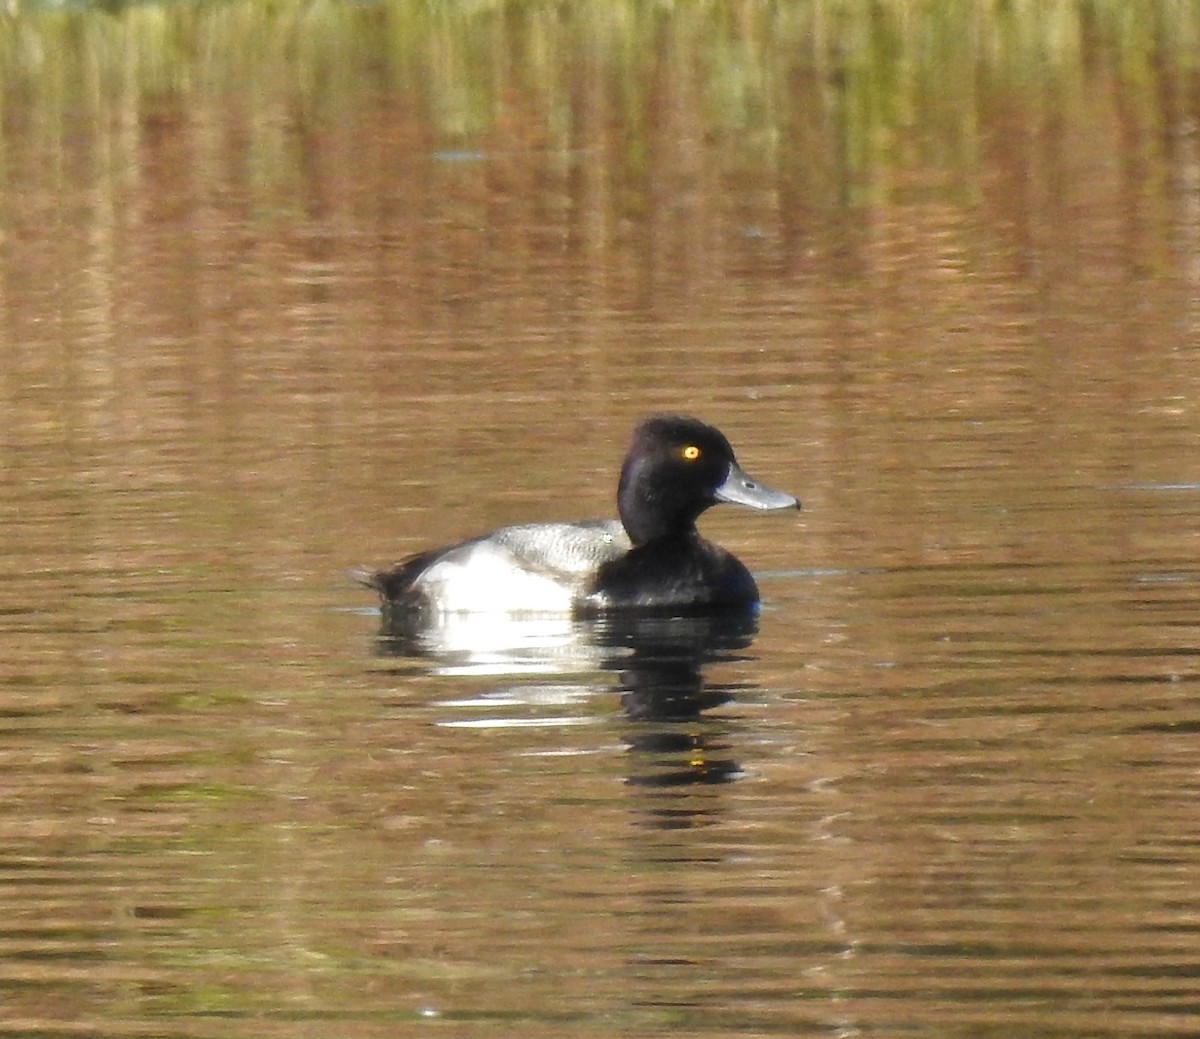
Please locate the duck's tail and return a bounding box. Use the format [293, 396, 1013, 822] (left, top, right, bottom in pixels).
[347, 550, 437, 603]
[346, 567, 384, 592]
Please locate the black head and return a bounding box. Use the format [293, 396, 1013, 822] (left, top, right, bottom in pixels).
[616, 415, 799, 546]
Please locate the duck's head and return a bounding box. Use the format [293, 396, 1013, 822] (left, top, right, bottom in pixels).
[616, 415, 800, 545]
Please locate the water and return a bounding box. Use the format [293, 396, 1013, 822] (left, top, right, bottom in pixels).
[2, 3, 1200, 1036]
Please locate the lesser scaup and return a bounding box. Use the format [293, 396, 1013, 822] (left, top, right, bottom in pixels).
[355, 414, 799, 616]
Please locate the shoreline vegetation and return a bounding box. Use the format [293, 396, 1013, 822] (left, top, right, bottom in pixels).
[2, 3, 1198, 160]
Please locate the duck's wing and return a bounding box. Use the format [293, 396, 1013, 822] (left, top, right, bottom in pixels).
[490, 520, 630, 579]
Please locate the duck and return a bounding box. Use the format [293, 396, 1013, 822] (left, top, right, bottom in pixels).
[354, 414, 800, 617]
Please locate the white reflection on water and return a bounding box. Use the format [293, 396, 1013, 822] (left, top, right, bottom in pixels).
[437, 715, 596, 729]
[375, 610, 615, 677]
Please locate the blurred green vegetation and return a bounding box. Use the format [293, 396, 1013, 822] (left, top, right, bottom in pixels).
[4, 1, 1198, 118]
[1, 0, 1198, 205]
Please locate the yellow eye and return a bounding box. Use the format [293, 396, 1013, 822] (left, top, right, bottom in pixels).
[681, 445, 701, 461]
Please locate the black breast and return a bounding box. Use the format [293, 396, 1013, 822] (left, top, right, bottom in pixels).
[583, 534, 759, 612]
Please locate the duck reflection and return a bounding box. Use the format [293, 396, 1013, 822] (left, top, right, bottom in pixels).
[373, 608, 759, 798]
[600, 612, 754, 793]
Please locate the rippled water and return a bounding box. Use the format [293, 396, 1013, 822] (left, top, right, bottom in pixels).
[3, 4, 1200, 1037]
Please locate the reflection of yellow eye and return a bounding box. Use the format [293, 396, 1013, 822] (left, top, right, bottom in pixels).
[681, 445, 701, 461]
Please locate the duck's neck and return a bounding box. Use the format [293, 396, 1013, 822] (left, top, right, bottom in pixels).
[623, 514, 697, 547]
[618, 470, 702, 546]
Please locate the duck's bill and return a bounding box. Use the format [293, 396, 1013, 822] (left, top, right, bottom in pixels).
[715, 461, 801, 511]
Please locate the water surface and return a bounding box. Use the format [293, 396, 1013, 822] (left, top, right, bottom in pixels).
[2, 3, 1200, 1037]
